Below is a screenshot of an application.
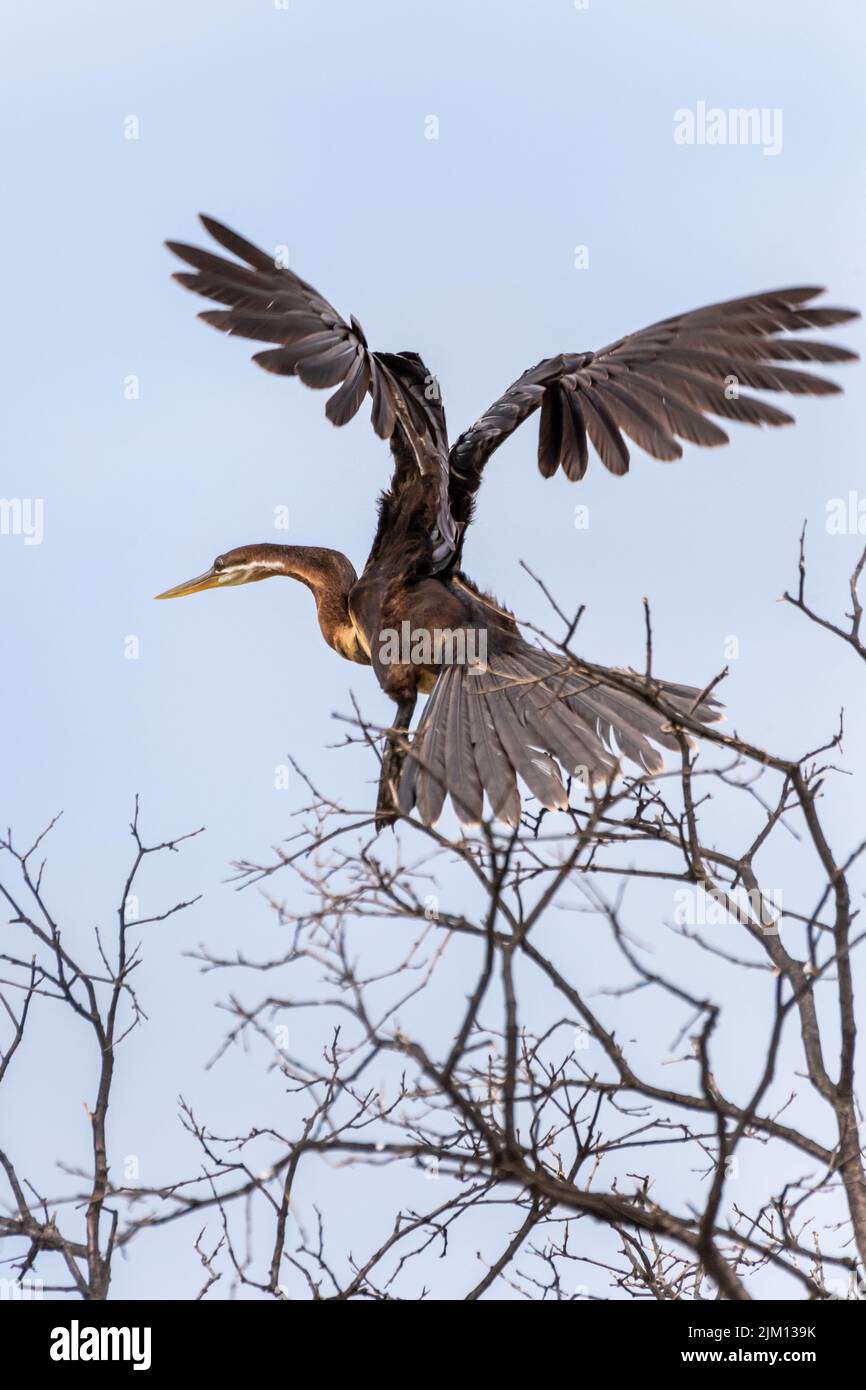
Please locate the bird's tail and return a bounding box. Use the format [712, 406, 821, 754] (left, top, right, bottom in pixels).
[398, 643, 723, 827]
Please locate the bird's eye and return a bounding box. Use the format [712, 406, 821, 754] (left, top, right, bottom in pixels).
[214, 558, 224, 572]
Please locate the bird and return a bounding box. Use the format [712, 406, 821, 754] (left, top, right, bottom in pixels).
[156, 214, 858, 829]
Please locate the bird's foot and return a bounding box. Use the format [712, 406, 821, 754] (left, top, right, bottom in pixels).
[373, 696, 416, 832]
[374, 777, 399, 832]
[374, 736, 406, 832]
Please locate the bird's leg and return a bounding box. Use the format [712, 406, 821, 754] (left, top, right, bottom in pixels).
[376, 695, 417, 831]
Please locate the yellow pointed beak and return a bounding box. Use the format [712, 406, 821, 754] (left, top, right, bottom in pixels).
[154, 566, 223, 600]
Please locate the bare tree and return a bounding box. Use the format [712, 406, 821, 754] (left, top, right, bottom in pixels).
[3, 539, 865, 1301]
[0, 801, 201, 1298]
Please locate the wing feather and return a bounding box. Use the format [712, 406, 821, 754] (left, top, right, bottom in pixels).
[448, 286, 858, 528]
[168, 214, 458, 562]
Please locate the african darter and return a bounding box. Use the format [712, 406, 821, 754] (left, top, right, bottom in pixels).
[156, 216, 858, 827]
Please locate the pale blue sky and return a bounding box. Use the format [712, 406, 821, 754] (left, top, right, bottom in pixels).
[2, 0, 865, 1299]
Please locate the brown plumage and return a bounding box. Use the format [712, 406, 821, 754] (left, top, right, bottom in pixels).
[157, 215, 859, 828]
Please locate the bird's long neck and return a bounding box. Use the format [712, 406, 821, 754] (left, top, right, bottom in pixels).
[271, 545, 368, 664]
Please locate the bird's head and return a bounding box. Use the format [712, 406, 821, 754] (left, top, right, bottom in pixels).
[155, 541, 365, 661]
[154, 543, 289, 600]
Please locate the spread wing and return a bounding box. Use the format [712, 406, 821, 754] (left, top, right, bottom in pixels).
[166, 215, 456, 558]
[448, 287, 859, 528]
